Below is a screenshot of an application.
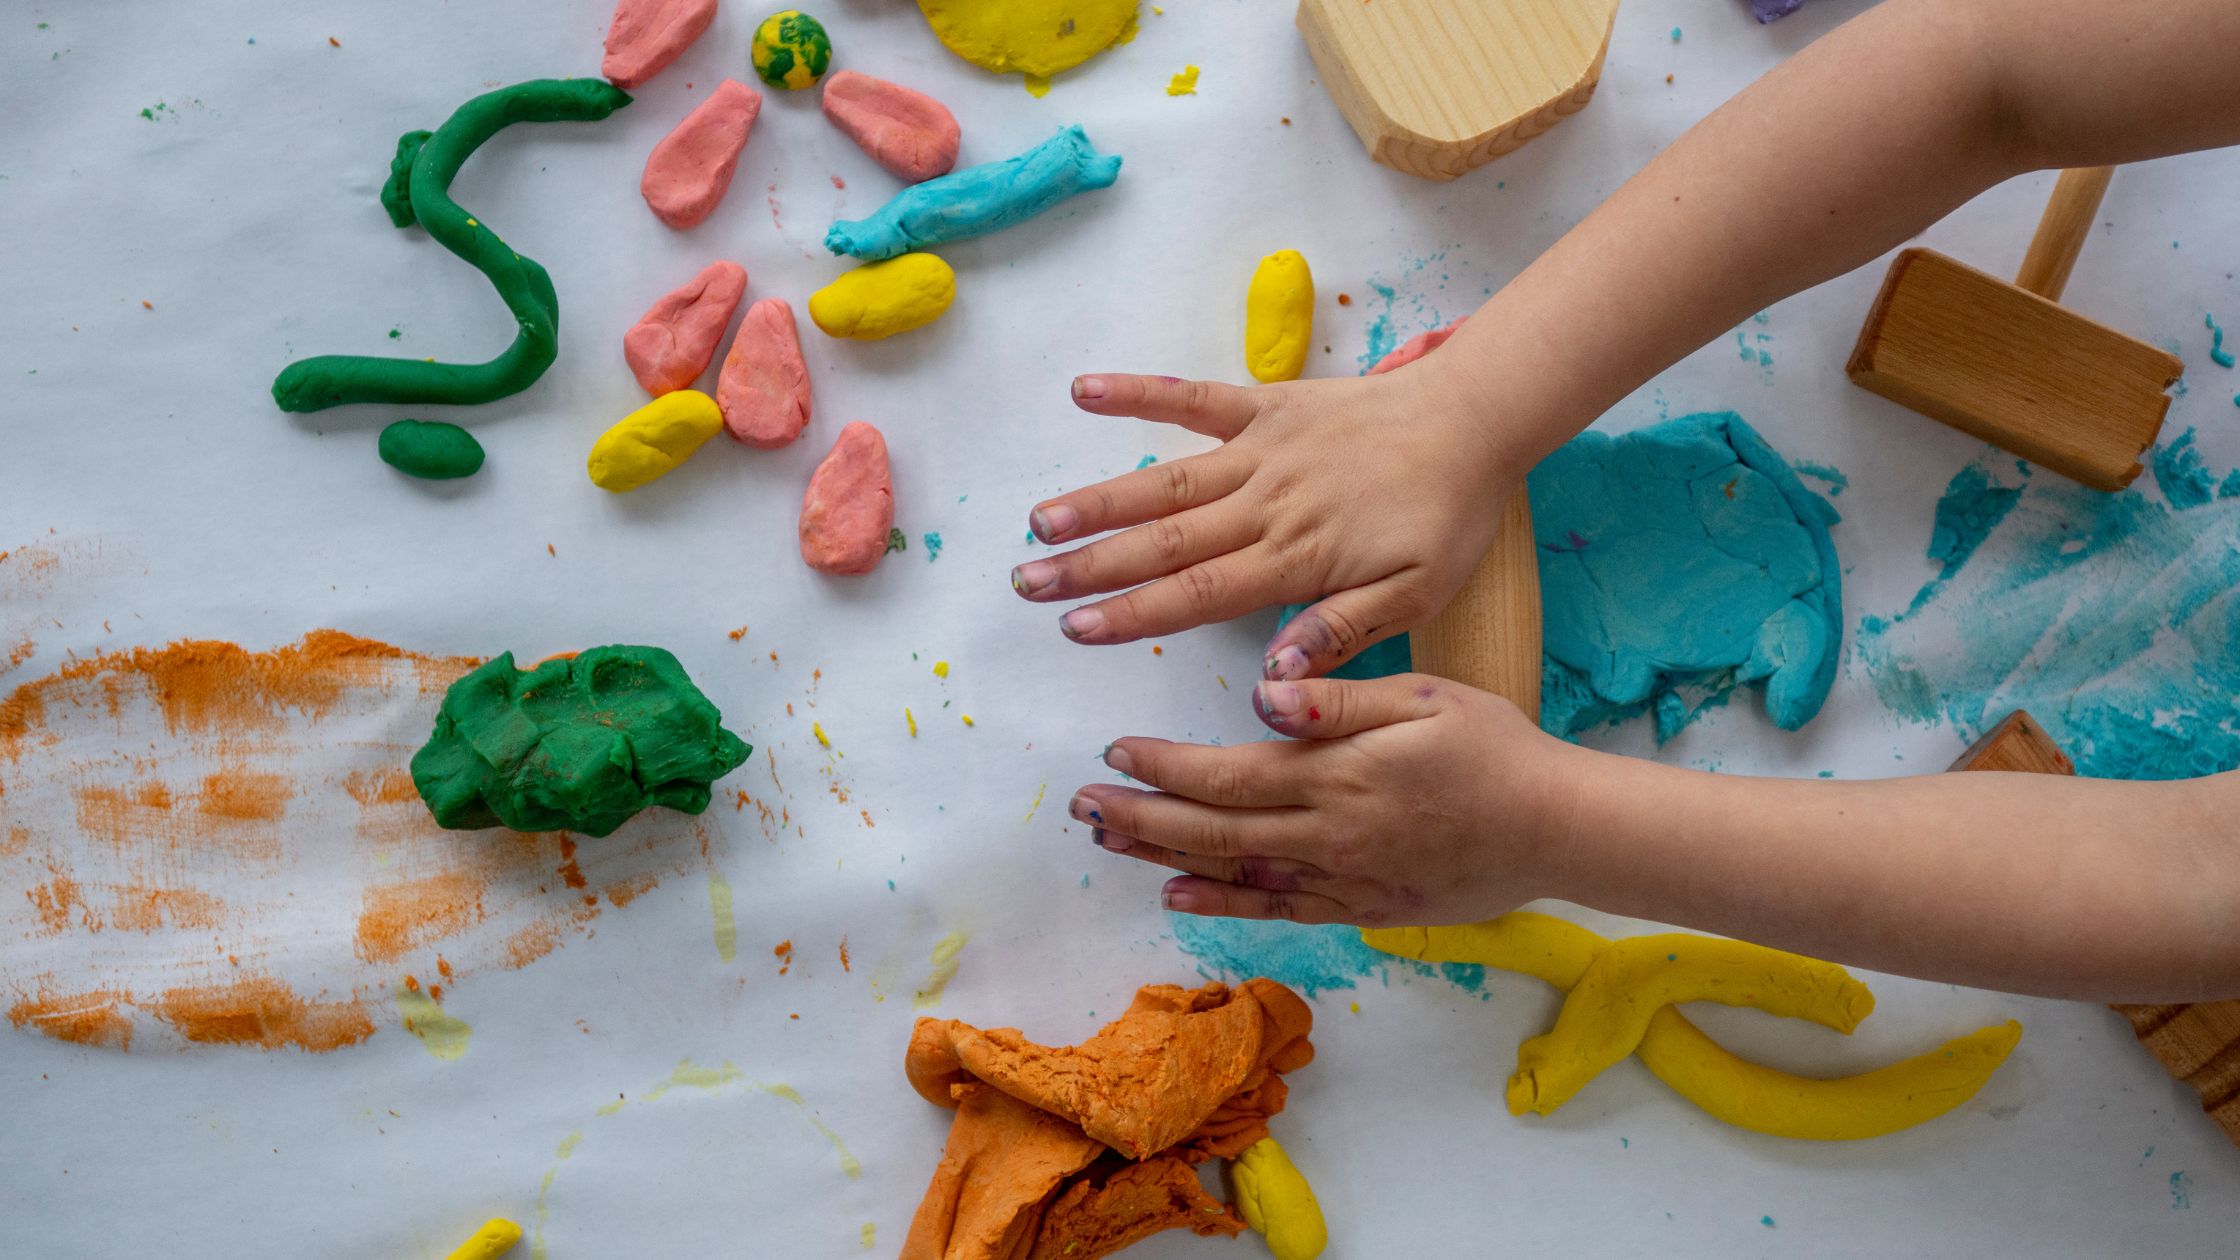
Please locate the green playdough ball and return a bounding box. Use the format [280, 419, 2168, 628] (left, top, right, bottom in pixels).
[410, 646, 753, 837]
[752, 10, 832, 90]
[378, 418, 485, 479]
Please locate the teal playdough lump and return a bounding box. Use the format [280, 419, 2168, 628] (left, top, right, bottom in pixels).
[410, 646, 751, 838]
[824, 125, 1121, 261]
[378, 418, 484, 479]
[1531, 411, 1841, 740]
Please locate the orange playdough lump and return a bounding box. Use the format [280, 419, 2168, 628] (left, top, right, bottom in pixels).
[900, 978, 1313, 1260]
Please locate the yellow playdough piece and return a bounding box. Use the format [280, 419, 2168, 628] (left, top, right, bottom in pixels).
[1364, 915, 2023, 1140]
[1245, 249, 1313, 383]
[1232, 1137, 1327, 1260]
[809, 253, 956, 341]
[586, 389, 723, 492]
[1510, 933, 1875, 1117]
[445, 1217, 523, 1260]
[915, 0, 1138, 79]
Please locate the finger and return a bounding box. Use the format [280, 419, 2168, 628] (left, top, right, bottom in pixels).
[1262, 574, 1428, 680]
[1012, 504, 1256, 603]
[1160, 875, 1351, 925]
[1093, 831, 1327, 892]
[1071, 374, 1261, 439]
[1069, 785, 1307, 861]
[1251, 674, 1449, 739]
[1029, 453, 1249, 545]
[1057, 546, 1283, 645]
[1102, 737, 1305, 808]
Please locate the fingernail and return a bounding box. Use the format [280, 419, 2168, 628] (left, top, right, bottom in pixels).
[1060, 607, 1105, 641]
[1030, 504, 1079, 542]
[1094, 830, 1131, 854]
[1255, 681, 1304, 725]
[1072, 375, 1108, 402]
[1102, 743, 1134, 775]
[1068, 792, 1102, 824]
[1011, 560, 1058, 597]
[1162, 887, 1200, 913]
[1263, 645, 1309, 681]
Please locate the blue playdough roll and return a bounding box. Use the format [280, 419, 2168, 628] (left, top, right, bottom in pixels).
[825, 125, 1122, 261]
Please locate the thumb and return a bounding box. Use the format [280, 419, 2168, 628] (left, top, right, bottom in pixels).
[1252, 675, 1446, 739]
[1263, 577, 1420, 681]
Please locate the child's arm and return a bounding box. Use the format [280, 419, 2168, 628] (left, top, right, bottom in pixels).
[1077, 676, 2240, 1003]
[1016, 0, 2240, 677]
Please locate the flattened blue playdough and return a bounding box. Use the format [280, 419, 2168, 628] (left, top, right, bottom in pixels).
[824, 125, 1121, 261]
[1284, 411, 1842, 742]
[1531, 412, 1841, 739]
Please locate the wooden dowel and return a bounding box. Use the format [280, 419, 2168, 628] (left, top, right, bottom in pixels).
[2014, 166, 2114, 302]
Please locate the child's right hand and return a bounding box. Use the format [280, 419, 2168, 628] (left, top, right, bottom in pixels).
[1009, 366, 1527, 679]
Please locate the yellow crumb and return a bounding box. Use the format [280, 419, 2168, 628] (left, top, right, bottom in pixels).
[905, 707, 918, 737]
[961, 714, 975, 727]
[1166, 65, 1199, 96]
[813, 721, 831, 749]
[933, 660, 950, 678]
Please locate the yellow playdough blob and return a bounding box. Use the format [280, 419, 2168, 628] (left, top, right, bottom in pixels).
[1364, 915, 2022, 1140]
[1232, 1137, 1328, 1260]
[809, 253, 957, 341]
[916, 0, 1139, 78]
[586, 389, 723, 492]
[445, 1217, 523, 1260]
[1245, 249, 1313, 383]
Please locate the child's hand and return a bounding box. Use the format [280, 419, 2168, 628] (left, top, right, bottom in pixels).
[1012, 368, 1523, 679]
[1070, 674, 1577, 926]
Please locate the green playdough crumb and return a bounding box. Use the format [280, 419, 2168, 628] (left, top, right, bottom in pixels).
[378, 418, 484, 480]
[410, 646, 751, 837]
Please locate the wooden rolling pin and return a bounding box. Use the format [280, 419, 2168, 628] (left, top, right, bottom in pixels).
[1410, 491, 1542, 721]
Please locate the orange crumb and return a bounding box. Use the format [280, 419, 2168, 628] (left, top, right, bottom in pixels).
[1151, 645, 1163, 656]
[1280, 117, 1291, 125]
[774, 939, 794, 975]
[547, 543, 556, 557]
[1666, 73, 1675, 84]
[727, 625, 750, 641]
[403, 975, 420, 991]
[141, 300, 153, 310]
[860, 809, 874, 828]
[790, 1012, 800, 1020]
[429, 984, 443, 1002]
[1337, 293, 1352, 306]
[436, 956, 453, 981]
[839, 938, 851, 972]
[328, 36, 340, 47]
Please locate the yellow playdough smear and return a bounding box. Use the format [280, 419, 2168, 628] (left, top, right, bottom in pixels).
[708, 868, 737, 963]
[396, 981, 473, 1060]
[916, 0, 1139, 78]
[912, 931, 968, 1009]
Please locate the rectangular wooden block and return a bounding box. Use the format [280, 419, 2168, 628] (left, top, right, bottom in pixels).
[1848, 248, 2183, 491]
[1950, 712, 2240, 1148]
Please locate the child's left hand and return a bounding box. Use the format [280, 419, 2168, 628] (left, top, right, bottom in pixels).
[1071, 673, 1579, 926]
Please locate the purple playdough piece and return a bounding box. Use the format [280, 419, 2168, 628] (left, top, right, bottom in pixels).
[1749, 0, 1808, 22]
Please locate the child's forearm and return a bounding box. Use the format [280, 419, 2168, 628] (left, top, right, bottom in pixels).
[1420, 0, 2240, 477]
[1541, 747, 2240, 1002]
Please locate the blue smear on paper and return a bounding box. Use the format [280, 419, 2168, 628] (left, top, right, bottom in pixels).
[2171, 1170, 2192, 1210]
[1136, 454, 1158, 470]
[825, 125, 1121, 260]
[1166, 913, 1484, 998]
[1792, 461, 1848, 496]
[1857, 440, 2240, 779]
[2209, 313, 2234, 369]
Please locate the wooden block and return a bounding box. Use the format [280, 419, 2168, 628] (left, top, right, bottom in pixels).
[1411, 491, 1542, 722]
[1296, 0, 1618, 182]
[1949, 711, 2240, 1149]
[1847, 248, 2182, 491]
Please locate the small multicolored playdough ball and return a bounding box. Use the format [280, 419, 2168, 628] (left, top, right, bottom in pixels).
[378, 419, 485, 480]
[799, 421, 894, 575]
[586, 389, 724, 492]
[1245, 249, 1314, 383]
[808, 252, 955, 340]
[752, 11, 833, 90]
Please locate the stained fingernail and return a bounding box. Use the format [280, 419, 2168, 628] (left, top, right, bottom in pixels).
[1162, 888, 1201, 913]
[1030, 504, 1079, 542]
[1263, 645, 1309, 681]
[1255, 681, 1304, 725]
[1072, 375, 1109, 402]
[1011, 560, 1058, 597]
[1068, 792, 1102, 824]
[1060, 607, 1105, 640]
[1102, 743, 1134, 775]
[1094, 830, 1131, 854]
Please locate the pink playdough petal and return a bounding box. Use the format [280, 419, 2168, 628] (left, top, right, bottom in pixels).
[799, 422, 894, 576]
[1366, 316, 1467, 375]
[820, 70, 962, 184]
[642, 79, 762, 230]
[718, 298, 813, 449]
[623, 260, 748, 395]
[602, 0, 717, 90]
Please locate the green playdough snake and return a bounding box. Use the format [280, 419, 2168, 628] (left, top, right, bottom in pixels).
[271, 78, 631, 413]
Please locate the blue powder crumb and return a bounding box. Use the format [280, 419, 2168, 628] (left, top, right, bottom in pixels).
[1670, 25, 1682, 41]
[1357, 281, 1401, 372]
[1135, 454, 1158, 470]
[2170, 1170, 2191, 1210]
[886, 879, 895, 891]
[1079, 873, 1090, 887]
[1817, 769, 1833, 778]
[2152, 428, 2215, 510]
[2208, 313, 2235, 369]
[1792, 460, 1848, 496]
[1761, 1215, 1777, 1229]
[922, 531, 943, 562]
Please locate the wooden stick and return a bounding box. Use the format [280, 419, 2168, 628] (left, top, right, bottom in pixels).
[2013, 167, 2114, 302]
[1948, 711, 2240, 1149]
[1410, 490, 1541, 722]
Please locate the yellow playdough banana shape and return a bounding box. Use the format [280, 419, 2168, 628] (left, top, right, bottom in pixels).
[1244, 249, 1314, 383]
[1364, 914, 2022, 1140]
[1232, 1137, 1327, 1260]
[587, 389, 723, 492]
[809, 253, 957, 341]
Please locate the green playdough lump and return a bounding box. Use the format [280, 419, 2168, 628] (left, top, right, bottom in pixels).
[378, 418, 485, 479]
[410, 645, 751, 838]
[272, 78, 632, 414]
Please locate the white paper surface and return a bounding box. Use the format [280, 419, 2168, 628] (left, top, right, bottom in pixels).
[4, 0, 2238, 1255]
